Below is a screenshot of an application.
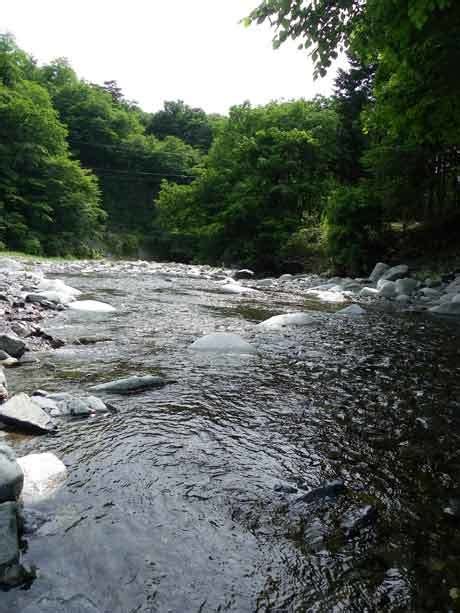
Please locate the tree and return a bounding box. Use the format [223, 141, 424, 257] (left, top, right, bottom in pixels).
[156, 99, 339, 269]
[147, 100, 214, 152]
[0, 72, 103, 255]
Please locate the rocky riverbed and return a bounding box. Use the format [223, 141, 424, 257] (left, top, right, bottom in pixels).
[1, 255, 460, 611]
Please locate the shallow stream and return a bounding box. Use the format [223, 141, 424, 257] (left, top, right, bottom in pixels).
[3, 263, 460, 612]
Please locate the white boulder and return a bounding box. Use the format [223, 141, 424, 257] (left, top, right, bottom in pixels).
[258, 312, 314, 330]
[68, 300, 116, 313]
[191, 333, 256, 354]
[17, 452, 67, 503]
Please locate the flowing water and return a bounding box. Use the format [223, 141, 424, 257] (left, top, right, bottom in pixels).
[2, 263, 460, 612]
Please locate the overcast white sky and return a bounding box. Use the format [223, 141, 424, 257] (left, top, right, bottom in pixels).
[1, 0, 344, 115]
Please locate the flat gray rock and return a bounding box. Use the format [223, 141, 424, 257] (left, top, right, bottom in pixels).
[89, 375, 167, 393]
[0, 444, 23, 503]
[46, 393, 92, 417]
[0, 393, 57, 434]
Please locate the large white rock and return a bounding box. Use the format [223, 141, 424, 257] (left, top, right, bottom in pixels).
[68, 300, 116, 313]
[305, 289, 347, 303]
[38, 279, 81, 297]
[359, 287, 379, 298]
[258, 312, 314, 330]
[0, 393, 57, 434]
[191, 333, 256, 354]
[17, 452, 67, 503]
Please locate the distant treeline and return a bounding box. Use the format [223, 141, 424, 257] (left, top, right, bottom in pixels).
[1, 3, 459, 272]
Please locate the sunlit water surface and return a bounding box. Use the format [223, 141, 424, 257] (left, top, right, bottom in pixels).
[3, 265, 460, 612]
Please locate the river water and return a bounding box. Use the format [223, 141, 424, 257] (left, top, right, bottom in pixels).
[3, 262, 460, 612]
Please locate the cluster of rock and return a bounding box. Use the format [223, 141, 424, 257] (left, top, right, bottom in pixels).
[232, 262, 460, 316]
[0, 441, 68, 587]
[332, 262, 460, 315]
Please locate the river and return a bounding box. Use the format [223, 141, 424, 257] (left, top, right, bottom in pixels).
[2, 261, 460, 612]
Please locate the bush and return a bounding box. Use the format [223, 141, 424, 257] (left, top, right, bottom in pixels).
[323, 184, 384, 274]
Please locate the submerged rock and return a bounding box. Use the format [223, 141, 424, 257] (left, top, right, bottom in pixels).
[0, 443, 23, 503]
[68, 300, 116, 313]
[335, 304, 366, 316]
[0, 334, 27, 358]
[89, 375, 168, 393]
[341, 505, 378, 538]
[258, 312, 315, 330]
[17, 452, 67, 503]
[191, 332, 256, 354]
[0, 393, 57, 434]
[295, 479, 346, 504]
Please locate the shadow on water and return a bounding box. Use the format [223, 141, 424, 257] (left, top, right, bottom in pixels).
[3, 268, 460, 611]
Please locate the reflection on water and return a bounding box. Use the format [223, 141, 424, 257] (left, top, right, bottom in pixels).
[3, 266, 460, 612]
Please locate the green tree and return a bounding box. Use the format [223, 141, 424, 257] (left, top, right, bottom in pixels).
[0, 58, 103, 255]
[156, 99, 339, 269]
[147, 100, 214, 152]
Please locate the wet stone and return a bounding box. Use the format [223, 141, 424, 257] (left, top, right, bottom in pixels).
[0, 443, 23, 503]
[0, 393, 57, 434]
[295, 480, 346, 504]
[341, 505, 378, 538]
[0, 334, 27, 359]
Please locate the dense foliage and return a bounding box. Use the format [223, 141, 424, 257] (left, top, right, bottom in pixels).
[0, 36, 103, 255]
[1, 0, 459, 271]
[0, 35, 202, 256]
[244, 0, 460, 270]
[156, 99, 338, 269]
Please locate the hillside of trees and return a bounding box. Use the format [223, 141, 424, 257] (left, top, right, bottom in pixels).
[1, 0, 459, 273]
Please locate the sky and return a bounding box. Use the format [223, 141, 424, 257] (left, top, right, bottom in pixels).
[1, 0, 344, 115]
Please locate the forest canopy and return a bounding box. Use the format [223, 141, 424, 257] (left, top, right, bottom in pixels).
[0, 1, 459, 271]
